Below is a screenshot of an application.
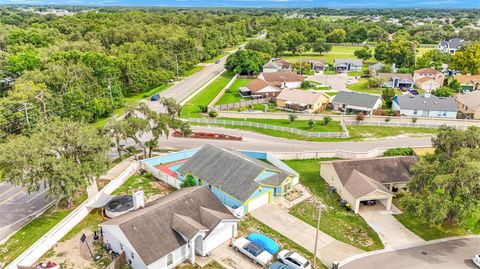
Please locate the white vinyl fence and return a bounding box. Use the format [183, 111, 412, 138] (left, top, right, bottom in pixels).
[344, 120, 467, 129]
[142, 162, 182, 189]
[187, 118, 349, 138]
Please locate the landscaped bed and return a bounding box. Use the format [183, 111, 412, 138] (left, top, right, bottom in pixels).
[284, 159, 384, 252]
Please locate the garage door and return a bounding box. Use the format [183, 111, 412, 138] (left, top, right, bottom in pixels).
[204, 222, 234, 253]
[247, 192, 270, 212]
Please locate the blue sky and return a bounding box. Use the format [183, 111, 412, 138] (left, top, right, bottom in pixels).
[1, 0, 479, 8]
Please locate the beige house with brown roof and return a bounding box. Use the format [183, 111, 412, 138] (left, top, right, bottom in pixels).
[239, 79, 281, 99]
[259, 71, 304, 89]
[320, 156, 418, 213]
[452, 75, 480, 92]
[455, 91, 480, 119]
[276, 89, 330, 113]
[413, 68, 445, 91]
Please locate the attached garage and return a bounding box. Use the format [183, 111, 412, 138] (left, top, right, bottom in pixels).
[202, 221, 237, 255]
[246, 191, 271, 213]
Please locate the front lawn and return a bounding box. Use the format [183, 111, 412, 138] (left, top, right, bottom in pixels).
[220, 118, 343, 133]
[346, 78, 385, 95]
[348, 125, 437, 139]
[284, 159, 384, 252]
[215, 78, 253, 105]
[181, 72, 234, 117]
[282, 46, 376, 64]
[239, 216, 325, 269]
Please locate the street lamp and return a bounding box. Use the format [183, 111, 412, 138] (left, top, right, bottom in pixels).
[313, 204, 326, 269]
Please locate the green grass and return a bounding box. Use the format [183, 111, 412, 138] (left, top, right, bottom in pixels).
[346, 78, 384, 95]
[220, 118, 343, 132]
[61, 209, 104, 242]
[239, 216, 326, 269]
[285, 159, 384, 251]
[0, 194, 86, 267]
[183, 65, 205, 77]
[348, 125, 437, 139]
[181, 72, 234, 117]
[282, 45, 375, 64]
[215, 78, 253, 105]
[92, 83, 173, 128]
[202, 51, 229, 64]
[179, 261, 225, 269]
[113, 172, 173, 198]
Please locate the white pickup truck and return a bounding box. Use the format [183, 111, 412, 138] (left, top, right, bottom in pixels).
[233, 237, 273, 267]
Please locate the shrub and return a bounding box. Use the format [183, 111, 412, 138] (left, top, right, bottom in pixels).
[208, 110, 218, 118]
[412, 117, 418, 123]
[288, 113, 297, 123]
[198, 105, 208, 113]
[383, 148, 414, 156]
[356, 112, 365, 121]
[385, 117, 391, 122]
[307, 119, 315, 129]
[180, 174, 197, 188]
[322, 116, 332, 126]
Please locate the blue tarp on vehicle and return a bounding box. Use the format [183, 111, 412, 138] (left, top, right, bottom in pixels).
[247, 233, 279, 255]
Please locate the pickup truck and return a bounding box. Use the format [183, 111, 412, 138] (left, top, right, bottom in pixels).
[233, 237, 273, 266]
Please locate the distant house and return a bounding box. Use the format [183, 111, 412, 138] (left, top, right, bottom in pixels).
[368, 63, 395, 74]
[392, 93, 457, 118]
[177, 145, 299, 214]
[259, 71, 304, 89]
[455, 91, 480, 119]
[276, 89, 330, 113]
[100, 187, 239, 269]
[239, 79, 281, 99]
[333, 59, 363, 73]
[262, 59, 292, 73]
[413, 68, 445, 92]
[320, 156, 418, 213]
[452, 75, 480, 92]
[377, 73, 414, 90]
[438, 38, 466, 54]
[308, 59, 327, 73]
[331, 91, 382, 115]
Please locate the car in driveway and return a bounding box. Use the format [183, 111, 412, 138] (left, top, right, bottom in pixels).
[269, 261, 296, 269]
[277, 250, 311, 269]
[233, 237, 273, 266]
[473, 254, 480, 267]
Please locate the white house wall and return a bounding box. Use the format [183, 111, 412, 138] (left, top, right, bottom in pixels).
[203, 221, 237, 255]
[396, 109, 457, 118]
[101, 225, 147, 269]
[147, 244, 189, 269]
[285, 81, 302, 89]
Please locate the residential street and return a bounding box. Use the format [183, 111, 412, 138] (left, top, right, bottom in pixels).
[340, 237, 480, 269]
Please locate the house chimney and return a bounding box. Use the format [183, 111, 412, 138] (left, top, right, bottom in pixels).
[132, 189, 145, 210]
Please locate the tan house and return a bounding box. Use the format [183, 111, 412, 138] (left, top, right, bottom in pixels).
[259, 71, 304, 89]
[239, 79, 281, 99]
[413, 68, 445, 91]
[320, 156, 418, 213]
[276, 89, 330, 113]
[455, 91, 480, 119]
[452, 75, 480, 92]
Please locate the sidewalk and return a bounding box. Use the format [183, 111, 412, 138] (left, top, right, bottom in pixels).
[250, 204, 364, 266]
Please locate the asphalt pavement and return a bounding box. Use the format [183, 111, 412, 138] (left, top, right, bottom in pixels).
[340, 237, 480, 269]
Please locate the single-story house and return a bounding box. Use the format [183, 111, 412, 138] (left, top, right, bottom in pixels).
[320, 156, 418, 213]
[413, 68, 445, 91]
[455, 91, 480, 119]
[368, 62, 396, 74]
[452, 75, 480, 92]
[263, 59, 292, 73]
[259, 71, 304, 89]
[378, 73, 414, 90]
[333, 59, 363, 73]
[392, 93, 457, 118]
[331, 91, 382, 115]
[308, 59, 327, 73]
[276, 89, 330, 113]
[239, 79, 281, 99]
[176, 145, 299, 214]
[438, 38, 466, 54]
[100, 187, 239, 269]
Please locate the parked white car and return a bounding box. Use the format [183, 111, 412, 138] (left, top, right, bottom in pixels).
[233, 237, 273, 266]
[277, 250, 312, 269]
[473, 254, 480, 268]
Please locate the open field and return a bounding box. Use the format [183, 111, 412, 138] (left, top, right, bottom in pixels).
[282, 45, 375, 64]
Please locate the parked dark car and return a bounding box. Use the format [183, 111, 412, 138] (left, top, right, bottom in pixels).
[150, 93, 160, 101]
[409, 90, 419, 95]
[361, 200, 377, 206]
[215, 60, 221, 64]
[360, 74, 371, 78]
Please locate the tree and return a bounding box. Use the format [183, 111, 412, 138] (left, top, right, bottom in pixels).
[401, 127, 480, 227]
[292, 61, 311, 75]
[104, 120, 127, 161]
[356, 112, 365, 121]
[354, 46, 373, 60]
[245, 39, 277, 57]
[450, 42, 480, 75]
[312, 38, 332, 54]
[0, 119, 110, 207]
[449, 79, 461, 92]
[382, 88, 396, 108]
[369, 77, 386, 88]
[307, 119, 315, 129]
[160, 97, 182, 117]
[288, 113, 297, 123]
[374, 37, 416, 68]
[322, 116, 332, 126]
[433, 86, 455, 97]
[208, 110, 218, 118]
[327, 29, 346, 43]
[181, 174, 197, 188]
[225, 49, 266, 75]
[416, 50, 452, 70]
[6, 50, 42, 74]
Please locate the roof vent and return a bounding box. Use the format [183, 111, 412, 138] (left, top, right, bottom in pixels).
[434, 101, 438, 104]
[423, 101, 426, 104]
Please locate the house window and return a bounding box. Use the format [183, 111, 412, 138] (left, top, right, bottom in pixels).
[443, 111, 447, 116]
[119, 243, 124, 251]
[167, 253, 174, 266]
[437, 111, 442, 116]
[131, 252, 134, 259]
[413, 110, 418, 115]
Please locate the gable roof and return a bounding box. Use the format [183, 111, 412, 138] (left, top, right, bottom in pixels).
[245, 79, 280, 93]
[176, 144, 293, 202]
[331, 156, 418, 186]
[276, 89, 329, 106]
[394, 94, 457, 112]
[100, 187, 236, 266]
[334, 58, 363, 67]
[343, 170, 393, 199]
[263, 62, 280, 69]
[415, 77, 436, 84]
[414, 68, 442, 75]
[453, 75, 480, 85]
[261, 71, 304, 84]
[332, 91, 381, 109]
[455, 91, 480, 111]
[441, 38, 465, 49]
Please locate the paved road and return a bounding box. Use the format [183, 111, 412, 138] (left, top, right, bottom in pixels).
[0, 183, 52, 243]
[341, 237, 480, 269]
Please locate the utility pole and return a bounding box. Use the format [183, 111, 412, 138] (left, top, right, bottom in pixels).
[313, 205, 325, 269]
[174, 54, 180, 81]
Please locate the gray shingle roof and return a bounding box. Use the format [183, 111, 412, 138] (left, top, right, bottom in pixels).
[100, 187, 236, 266]
[343, 170, 393, 199]
[332, 91, 381, 109]
[443, 38, 465, 49]
[394, 94, 457, 112]
[177, 144, 293, 202]
[334, 58, 363, 67]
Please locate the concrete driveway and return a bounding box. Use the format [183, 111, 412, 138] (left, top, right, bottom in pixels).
[359, 204, 424, 250]
[196, 243, 260, 269]
[307, 74, 357, 91]
[250, 204, 364, 266]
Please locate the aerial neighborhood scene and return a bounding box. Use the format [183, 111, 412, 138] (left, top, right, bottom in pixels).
[1, 2, 480, 269]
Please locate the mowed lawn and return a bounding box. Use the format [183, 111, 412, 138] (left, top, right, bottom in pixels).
[215, 78, 253, 105]
[285, 159, 384, 251]
[181, 72, 234, 117]
[220, 118, 343, 132]
[282, 45, 376, 64]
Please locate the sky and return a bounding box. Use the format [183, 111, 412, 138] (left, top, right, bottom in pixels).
[1, 0, 479, 8]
